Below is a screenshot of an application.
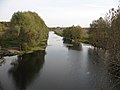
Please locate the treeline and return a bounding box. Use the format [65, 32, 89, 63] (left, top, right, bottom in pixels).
[89, 8, 120, 50]
[89, 8, 120, 63]
[0, 11, 48, 52]
[89, 17, 109, 49]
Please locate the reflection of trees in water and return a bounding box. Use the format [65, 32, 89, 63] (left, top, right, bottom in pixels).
[63, 38, 82, 51]
[0, 81, 2, 90]
[88, 48, 120, 90]
[88, 48, 108, 64]
[8, 50, 46, 90]
[88, 48, 109, 90]
[107, 51, 120, 90]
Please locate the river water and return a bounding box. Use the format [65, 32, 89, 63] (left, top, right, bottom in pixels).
[0, 32, 119, 90]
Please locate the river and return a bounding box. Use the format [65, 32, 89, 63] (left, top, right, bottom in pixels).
[0, 31, 119, 90]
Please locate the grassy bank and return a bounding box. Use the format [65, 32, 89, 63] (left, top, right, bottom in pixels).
[0, 49, 22, 56]
[0, 44, 47, 56]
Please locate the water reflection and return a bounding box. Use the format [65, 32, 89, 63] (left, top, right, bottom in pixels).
[107, 51, 120, 90]
[0, 81, 2, 90]
[88, 48, 120, 90]
[8, 50, 45, 90]
[87, 48, 109, 89]
[0, 32, 120, 90]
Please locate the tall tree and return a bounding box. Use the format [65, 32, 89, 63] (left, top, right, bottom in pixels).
[89, 17, 109, 49]
[10, 11, 48, 51]
[63, 25, 84, 43]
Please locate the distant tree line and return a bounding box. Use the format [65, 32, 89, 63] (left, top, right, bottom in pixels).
[0, 11, 48, 52]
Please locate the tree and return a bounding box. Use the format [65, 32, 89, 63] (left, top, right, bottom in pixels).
[106, 8, 120, 62]
[89, 7, 120, 63]
[63, 25, 84, 43]
[10, 11, 48, 51]
[89, 17, 109, 49]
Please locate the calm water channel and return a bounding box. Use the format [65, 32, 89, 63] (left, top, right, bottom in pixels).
[0, 32, 120, 90]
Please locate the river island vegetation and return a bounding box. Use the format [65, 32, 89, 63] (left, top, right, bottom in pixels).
[0, 11, 48, 56]
[54, 26, 89, 44]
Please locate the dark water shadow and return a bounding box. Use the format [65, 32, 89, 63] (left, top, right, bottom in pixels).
[0, 81, 3, 90]
[8, 50, 46, 90]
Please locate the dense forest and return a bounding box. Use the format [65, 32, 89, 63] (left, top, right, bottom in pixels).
[0, 11, 48, 55]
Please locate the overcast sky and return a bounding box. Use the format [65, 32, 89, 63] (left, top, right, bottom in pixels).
[0, 0, 118, 27]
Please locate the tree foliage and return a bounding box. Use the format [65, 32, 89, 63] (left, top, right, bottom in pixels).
[89, 7, 120, 62]
[63, 26, 85, 43]
[11, 11, 48, 51]
[107, 8, 120, 62]
[1, 11, 48, 51]
[89, 17, 109, 49]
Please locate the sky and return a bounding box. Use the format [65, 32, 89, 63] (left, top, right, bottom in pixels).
[0, 0, 118, 27]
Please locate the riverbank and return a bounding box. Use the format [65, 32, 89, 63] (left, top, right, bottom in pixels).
[0, 46, 46, 57]
[0, 48, 22, 56]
